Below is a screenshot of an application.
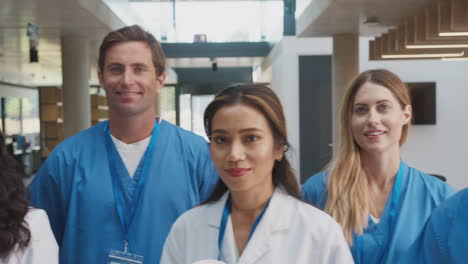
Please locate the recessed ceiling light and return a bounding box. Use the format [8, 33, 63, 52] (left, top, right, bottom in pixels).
[441, 57, 468, 61]
[363, 17, 381, 26]
[439, 32, 468, 37]
[407, 44, 468, 49]
[382, 51, 464, 59]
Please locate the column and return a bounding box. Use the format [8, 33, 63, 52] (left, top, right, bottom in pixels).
[332, 34, 359, 152]
[61, 35, 91, 138]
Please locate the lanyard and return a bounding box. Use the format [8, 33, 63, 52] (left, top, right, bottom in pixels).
[352, 162, 404, 264]
[217, 195, 271, 261]
[105, 121, 160, 252]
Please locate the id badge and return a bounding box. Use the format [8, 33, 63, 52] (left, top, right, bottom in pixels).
[108, 250, 144, 264]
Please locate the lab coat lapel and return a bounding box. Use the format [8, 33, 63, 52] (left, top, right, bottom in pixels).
[207, 192, 229, 228]
[238, 188, 292, 264]
[206, 192, 238, 263]
[221, 217, 238, 264]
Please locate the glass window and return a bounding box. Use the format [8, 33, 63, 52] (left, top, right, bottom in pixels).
[191, 95, 214, 141]
[105, 0, 283, 43]
[179, 93, 192, 131]
[22, 92, 40, 134]
[159, 86, 176, 125]
[4, 97, 22, 135]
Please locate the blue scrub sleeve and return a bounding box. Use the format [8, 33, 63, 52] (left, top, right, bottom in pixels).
[441, 184, 455, 200]
[301, 172, 328, 209]
[422, 215, 448, 264]
[28, 152, 67, 246]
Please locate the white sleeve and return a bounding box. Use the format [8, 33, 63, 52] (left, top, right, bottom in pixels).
[21, 209, 59, 264]
[160, 218, 185, 264]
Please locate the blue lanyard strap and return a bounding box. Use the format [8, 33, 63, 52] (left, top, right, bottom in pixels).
[353, 162, 404, 264]
[105, 121, 160, 249]
[217, 195, 272, 261]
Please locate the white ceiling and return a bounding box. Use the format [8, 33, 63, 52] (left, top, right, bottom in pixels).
[297, 0, 440, 37]
[0, 0, 443, 87]
[0, 0, 264, 87]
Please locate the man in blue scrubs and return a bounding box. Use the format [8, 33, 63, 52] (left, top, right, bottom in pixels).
[422, 188, 468, 264]
[29, 25, 218, 264]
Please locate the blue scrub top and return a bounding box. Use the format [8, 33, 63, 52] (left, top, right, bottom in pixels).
[301, 162, 454, 264]
[422, 188, 468, 264]
[28, 120, 219, 264]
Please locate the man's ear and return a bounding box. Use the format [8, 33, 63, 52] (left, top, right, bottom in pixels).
[155, 73, 166, 94]
[98, 70, 104, 88]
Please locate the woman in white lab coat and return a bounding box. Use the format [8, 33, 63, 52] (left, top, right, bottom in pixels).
[0, 132, 58, 264]
[161, 84, 353, 264]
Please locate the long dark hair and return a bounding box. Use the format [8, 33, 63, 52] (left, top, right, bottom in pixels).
[0, 132, 31, 258]
[203, 84, 300, 203]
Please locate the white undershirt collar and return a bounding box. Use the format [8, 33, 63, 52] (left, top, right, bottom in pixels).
[111, 134, 152, 178]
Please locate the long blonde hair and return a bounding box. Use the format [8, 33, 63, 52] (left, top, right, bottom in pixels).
[325, 69, 411, 243]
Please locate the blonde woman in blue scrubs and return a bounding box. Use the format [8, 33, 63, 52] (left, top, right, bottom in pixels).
[302, 69, 454, 264]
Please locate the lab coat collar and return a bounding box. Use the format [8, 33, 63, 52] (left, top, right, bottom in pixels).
[207, 187, 295, 264]
[207, 191, 230, 228]
[206, 187, 292, 229]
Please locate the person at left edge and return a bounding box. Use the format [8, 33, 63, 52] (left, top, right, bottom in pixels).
[28, 25, 219, 264]
[0, 131, 58, 264]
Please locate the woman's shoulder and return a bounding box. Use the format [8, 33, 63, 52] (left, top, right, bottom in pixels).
[432, 188, 468, 221]
[24, 208, 50, 229]
[291, 198, 345, 240]
[175, 203, 209, 221]
[171, 201, 222, 231]
[8, 208, 59, 264]
[404, 163, 454, 199]
[301, 171, 329, 208]
[294, 198, 336, 225]
[302, 171, 328, 190]
[24, 208, 57, 242]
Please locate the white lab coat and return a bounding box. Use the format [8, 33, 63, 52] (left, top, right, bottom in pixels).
[1, 209, 58, 264]
[161, 188, 353, 264]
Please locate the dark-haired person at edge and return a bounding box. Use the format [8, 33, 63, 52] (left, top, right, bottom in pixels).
[161, 84, 353, 264]
[301, 69, 454, 264]
[28, 25, 218, 263]
[422, 188, 468, 264]
[0, 131, 58, 264]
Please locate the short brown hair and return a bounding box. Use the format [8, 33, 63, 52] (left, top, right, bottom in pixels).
[98, 25, 166, 75]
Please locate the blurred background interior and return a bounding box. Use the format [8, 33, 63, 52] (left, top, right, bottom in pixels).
[0, 0, 467, 189]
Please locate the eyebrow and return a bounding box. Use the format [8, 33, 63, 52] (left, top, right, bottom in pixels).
[105, 62, 149, 69]
[354, 100, 393, 106]
[105, 63, 123, 69]
[132, 63, 149, 68]
[211, 127, 265, 134]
